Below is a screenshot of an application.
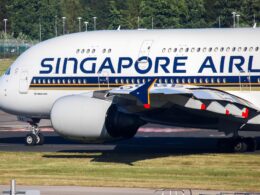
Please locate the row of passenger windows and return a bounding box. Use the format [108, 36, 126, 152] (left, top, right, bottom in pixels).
[162, 46, 259, 53]
[76, 48, 112, 54]
[32, 77, 260, 85]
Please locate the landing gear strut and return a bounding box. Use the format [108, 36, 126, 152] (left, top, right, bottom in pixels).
[25, 123, 45, 146]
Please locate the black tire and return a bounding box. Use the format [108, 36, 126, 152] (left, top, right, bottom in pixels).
[25, 133, 37, 146]
[36, 133, 45, 145]
[233, 139, 248, 153]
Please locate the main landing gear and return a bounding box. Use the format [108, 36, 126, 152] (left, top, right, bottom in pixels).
[25, 123, 45, 146]
[218, 131, 257, 153]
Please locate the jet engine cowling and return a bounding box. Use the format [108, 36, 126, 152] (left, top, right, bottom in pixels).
[50, 94, 144, 142]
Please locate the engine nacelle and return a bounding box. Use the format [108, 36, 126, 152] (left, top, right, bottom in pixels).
[51, 94, 144, 142]
[51, 94, 113, 142]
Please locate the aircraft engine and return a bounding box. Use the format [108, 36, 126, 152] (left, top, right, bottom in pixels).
[50, 94, 144, 142]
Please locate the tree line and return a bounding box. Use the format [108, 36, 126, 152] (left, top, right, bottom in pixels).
[0, 0, 259, 41]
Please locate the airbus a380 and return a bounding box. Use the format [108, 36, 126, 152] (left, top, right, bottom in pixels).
[0, 28, 259, 152]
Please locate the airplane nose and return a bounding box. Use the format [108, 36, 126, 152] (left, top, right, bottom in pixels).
[0, 76, 5, 109]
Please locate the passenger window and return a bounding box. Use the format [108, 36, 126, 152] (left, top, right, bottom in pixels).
[162, 48, 166, 53]
[179, 48, 183, 53]
[176, 79, 179, 84]
[87, 49, 90, 53]
[256, 47, 259, 52]
[226, 47, 230, 52]
[193, 78, 197, 84]
[208, 48, 212, 52]
[203, 47, 207, 52]
[168, 48, 172, 53]
[249, 47, 253, 52]
[238, 47, 242, 52]
[232, 47, 236, 52]
[103, 49, 106, 53]
[108, 49, 112, 53]
[92, 49, 96, 53]
[174, 48, 177, 52]
[81, 49, 85, 53]
[185, 48, 189, 52]
[214, 47, 218, 52]
[191, 48, 195, 52]
[220, 47, 224, 52]
[197, 48, 201, 52]
[244, 47, 248, 52]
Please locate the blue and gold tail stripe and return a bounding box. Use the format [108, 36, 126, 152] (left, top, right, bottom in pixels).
[130, 79, 157, 109]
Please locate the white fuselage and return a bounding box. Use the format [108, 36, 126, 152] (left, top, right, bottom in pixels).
[0, 29, 259, 118]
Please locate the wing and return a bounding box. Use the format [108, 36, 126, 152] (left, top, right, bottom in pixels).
[109, 79, 260, 127]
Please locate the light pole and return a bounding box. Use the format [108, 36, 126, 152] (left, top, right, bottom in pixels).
[137, 16, 140, 29]
[236, 14, 240, 28]
[232, 12, 236, 28]
[84, 21, 89, 31]
[39, 20, 42, 41]
[77, 17, 82, 32]
[3, 18, 7, 36]
[152, 17, 154, 29]
[93, 17, 97, 30]
[55, 15, 58, 37]
[62, 17, 66, 34]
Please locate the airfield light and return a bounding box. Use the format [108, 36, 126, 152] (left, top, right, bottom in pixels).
[84, 21, 89, 31]
[93, 17, 97, 30]
[77, 17, 82, 32]
[62, 17, 66, 34]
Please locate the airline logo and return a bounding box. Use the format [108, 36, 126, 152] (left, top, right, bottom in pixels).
[39, 55, 259, 75]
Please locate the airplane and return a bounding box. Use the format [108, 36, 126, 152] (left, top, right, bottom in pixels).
[0, 28, 259, 153]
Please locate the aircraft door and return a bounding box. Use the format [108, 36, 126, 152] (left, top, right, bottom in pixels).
[98, 71, 110, 89]
[19, 70, 29, 94]
[138, 40, 153, 59]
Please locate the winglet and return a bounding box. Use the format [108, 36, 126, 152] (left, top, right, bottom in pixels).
[130, 79, 157, 109]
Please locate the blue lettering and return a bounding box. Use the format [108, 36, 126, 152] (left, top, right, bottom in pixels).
[62, 58, 78, 74]
[248, 56, 260, 72]
[118, 57, 133, 73]
[229, 56, 245, 73]
[198, 56, 217, 73]
[173, 57, 187, 73]
[40, 58, 54, 74]
[220, 56, 225, 73]
[55, 58, 61, 74]
[98, 57, 115, 73]
[155, 57, 170, 73]
[80, 58, 97, 74]
[135, 56, 152, 74]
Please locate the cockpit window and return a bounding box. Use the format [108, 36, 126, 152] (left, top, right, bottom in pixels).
[5, 68, 11, 75]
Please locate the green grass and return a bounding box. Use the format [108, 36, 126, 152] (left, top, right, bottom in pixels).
[0, 152, 260, 191]
[0, 58, 15, 75]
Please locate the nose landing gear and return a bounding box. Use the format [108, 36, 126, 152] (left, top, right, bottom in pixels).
[25, 123, 45, 146]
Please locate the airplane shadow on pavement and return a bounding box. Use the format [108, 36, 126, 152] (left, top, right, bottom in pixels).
[42, 136, 260, 165]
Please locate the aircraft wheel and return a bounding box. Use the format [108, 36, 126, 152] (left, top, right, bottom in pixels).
[36, 133, 45, 145]
[25, 133, 37, 146]
[233, 138, 248, 153]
